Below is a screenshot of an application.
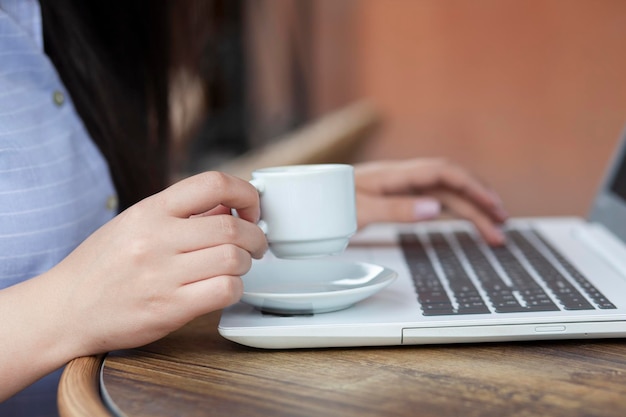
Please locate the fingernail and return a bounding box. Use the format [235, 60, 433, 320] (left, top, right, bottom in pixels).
[495, 207, 509, 221]
[491, 227, 506, 245]
[414, 199, 441, 220]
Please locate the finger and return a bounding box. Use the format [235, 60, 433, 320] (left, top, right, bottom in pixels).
[356, 193, 441, 228]
[176, 275, 244, 318]
[431, 163, 508, 223]
[151, 171, 260, 223]
[190, 204, 231, 218]
[171, 244, 254, 285]
[171, 214, 267, 258]
[432, 190, 506, 246]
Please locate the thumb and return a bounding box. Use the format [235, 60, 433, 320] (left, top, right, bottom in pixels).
[356, 194, 441, 228]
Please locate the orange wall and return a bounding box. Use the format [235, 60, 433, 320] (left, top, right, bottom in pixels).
[349, 0, 626, 216]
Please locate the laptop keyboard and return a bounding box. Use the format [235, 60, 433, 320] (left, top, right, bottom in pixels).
[399, 228, 617, 316]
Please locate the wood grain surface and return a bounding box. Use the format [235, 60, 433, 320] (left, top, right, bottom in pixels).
[58, 354, 111, 417]
[90, 311, 626, 417]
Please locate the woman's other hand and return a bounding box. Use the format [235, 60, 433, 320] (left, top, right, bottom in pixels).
[354, 158, 508, 245]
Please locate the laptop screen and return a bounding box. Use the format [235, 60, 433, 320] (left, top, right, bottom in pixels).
[589, 125, 626, 242]
[610, 145, 626, 202]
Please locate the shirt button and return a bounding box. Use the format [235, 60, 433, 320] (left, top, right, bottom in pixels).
[106, 195, 119, 211]
[53, 90, 65, 106]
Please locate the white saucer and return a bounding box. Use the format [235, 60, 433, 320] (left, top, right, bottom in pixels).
[240, 260, 397, 315]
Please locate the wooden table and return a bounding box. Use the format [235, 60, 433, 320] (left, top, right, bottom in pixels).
[58, 310, 626, 417]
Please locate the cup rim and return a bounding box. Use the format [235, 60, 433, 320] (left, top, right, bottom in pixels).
[252, 163, 353, 176]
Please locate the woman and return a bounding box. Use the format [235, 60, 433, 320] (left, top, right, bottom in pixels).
[0, 0, 507, 414]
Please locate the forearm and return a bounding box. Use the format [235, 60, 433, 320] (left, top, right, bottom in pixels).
[0, 272, 79, 401]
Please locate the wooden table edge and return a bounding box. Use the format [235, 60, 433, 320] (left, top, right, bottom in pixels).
[58, 354, 113, 417]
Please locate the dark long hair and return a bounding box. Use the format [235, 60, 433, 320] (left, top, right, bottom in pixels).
[39, 0, 217, 210]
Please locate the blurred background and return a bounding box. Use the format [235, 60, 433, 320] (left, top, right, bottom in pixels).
[184, 0, 626, 218]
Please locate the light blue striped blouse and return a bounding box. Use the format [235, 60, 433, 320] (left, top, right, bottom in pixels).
[0, 0, 117, 290]
[0, 0, 117, 412]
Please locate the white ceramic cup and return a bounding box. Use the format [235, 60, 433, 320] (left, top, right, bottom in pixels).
[250, 164, 357, 259]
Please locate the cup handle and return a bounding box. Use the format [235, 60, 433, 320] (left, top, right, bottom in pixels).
[249, 178, 264, 194]
[231, 179, 268, 234]
[256, 219, 268, 234]
[249, 179, 267, 233]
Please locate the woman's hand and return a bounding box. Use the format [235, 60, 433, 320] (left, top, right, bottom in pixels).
[354, 158, 508, 245]
[0, 171, 268, 400]
[50, 171, 268, 356]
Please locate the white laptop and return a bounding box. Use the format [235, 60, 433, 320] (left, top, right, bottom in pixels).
[218, 127, 626, 349]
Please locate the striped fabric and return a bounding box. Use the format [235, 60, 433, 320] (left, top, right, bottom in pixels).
[0, 1, 117, 291]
